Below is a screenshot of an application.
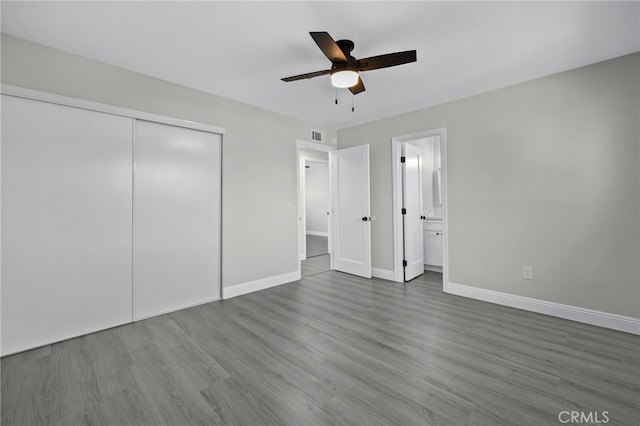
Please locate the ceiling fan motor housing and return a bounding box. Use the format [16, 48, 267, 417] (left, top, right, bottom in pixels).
[336, 39, 355, 54]
[333, 39, 356, 70]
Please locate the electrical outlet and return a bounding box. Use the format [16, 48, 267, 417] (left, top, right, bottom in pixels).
[523, 266, 533, 280]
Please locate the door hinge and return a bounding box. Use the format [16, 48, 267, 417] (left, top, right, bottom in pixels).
[400, 156, 406, 163]
[401, 208, 406, 215]
[402, 260, 407, 267]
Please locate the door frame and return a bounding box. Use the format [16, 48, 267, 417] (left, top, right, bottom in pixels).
[296, 140, 336, 277]
[391, 128, 449, 288]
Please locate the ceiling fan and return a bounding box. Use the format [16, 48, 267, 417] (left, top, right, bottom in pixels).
[281, 31, 417, 95]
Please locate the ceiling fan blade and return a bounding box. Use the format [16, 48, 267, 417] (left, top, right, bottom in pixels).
[357, 50, 417, 72]
[310, 31, 348, 62]
[281, 69, 332, 82]
[349, 77, 366, 95]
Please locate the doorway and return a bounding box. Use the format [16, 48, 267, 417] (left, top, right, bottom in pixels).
[392, 128, 448, 289]
[302, 158, 331, 278]
[296, 140, 372, 280]
[297, 140, 335, 278]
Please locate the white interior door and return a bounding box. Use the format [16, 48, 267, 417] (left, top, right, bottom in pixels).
[402, 143, 424, 281]
[1, 95, 133, 355]
[133, 120, 221, 320]
[330, 144, 371, 278]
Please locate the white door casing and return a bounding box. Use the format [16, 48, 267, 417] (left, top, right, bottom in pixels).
[330, 144, 372, 278]
[402, 143, 424, 281]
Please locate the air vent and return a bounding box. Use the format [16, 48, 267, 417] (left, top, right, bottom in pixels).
[311, 129, 324, 143]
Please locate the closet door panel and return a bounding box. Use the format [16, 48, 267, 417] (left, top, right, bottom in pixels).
[1, 95, 133, 355]
[133, 120, 221, 319]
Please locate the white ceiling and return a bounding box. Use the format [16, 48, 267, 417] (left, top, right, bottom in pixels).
[2, 1, 639, 129]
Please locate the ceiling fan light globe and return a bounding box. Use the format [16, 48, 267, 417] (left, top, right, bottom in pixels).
[331, 70, 359, 88]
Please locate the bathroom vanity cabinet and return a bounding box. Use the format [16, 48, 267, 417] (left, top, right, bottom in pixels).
[424, 220, 443, 270]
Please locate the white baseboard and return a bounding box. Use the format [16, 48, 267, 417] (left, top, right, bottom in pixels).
[372, 268, 395, 281]
[424, 265, 443, 273]
[306, 231, 328, 237]
[223, 271, 300, 300]
[445, 282, 640, 335]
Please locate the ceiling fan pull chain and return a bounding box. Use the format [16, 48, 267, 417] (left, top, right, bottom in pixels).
[352, 94, 355, 112]
[335, 88, 338, 105]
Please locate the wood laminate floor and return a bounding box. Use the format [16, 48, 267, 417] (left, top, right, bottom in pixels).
[2, 271, 639, 425]
[306, 235, 328, 258]
[301, 254, 331, 278]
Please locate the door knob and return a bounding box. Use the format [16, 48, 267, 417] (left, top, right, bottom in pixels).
[420, 215, 426, 220]
[362, 216, 370, 221]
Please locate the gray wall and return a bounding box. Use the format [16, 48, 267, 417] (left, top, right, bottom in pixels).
[1, 34, 337, 289]
[338, 53, 639, 318]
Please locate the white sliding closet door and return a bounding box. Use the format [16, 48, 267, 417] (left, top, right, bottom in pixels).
[1, 95, 133, 356]
[133, 120, 221, 319]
